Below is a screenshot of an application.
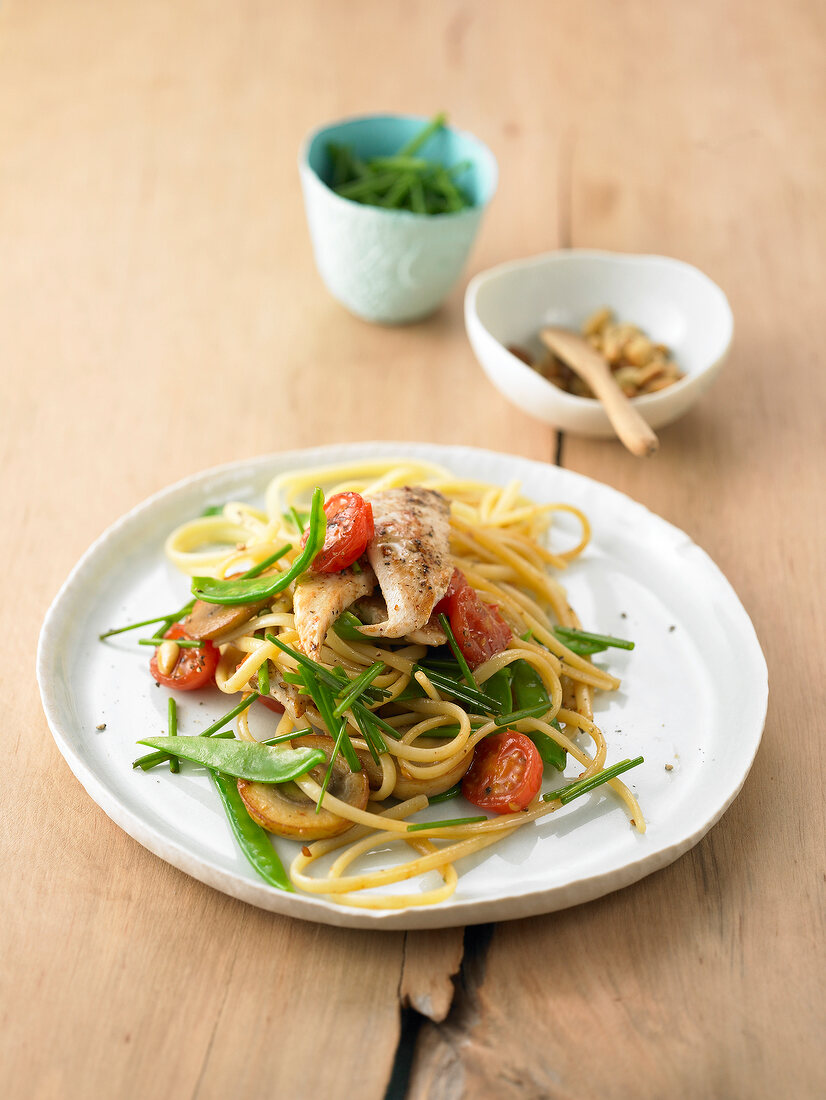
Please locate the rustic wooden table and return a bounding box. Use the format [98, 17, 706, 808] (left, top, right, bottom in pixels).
[4, 1, 824, 1097]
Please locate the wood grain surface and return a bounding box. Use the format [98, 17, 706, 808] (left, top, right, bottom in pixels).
[2, 1, 824, 1097]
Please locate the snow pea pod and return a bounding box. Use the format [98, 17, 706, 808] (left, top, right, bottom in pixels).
[483, 667, 513, 713]
[509, 659, 566, 771]
[136, 736, 325, 783]
[191, 488, 326, 606]
[332, 611, 373, 642]
[209, 771, 293, 891]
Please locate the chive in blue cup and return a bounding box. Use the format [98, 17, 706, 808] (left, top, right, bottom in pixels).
[299, 113, 498, 324]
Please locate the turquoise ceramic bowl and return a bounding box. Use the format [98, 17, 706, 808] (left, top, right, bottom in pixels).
[299, 114, 498, 324]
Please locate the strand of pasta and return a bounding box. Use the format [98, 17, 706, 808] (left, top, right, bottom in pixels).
[162, 459, 643, 908]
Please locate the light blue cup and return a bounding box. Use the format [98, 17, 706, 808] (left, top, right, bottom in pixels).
[299, 114, 498, 324]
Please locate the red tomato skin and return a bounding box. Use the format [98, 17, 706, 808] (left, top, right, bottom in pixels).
[302, 492, 374, 573]
[436, 569, 512, 669]
[149, 623, 219, 691]
[462, 730, 543, 814]
[258, 695, 285, 714]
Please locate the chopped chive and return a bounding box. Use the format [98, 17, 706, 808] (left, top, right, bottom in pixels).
[333, 661, 385, 718]
[99, 601, 195, 641]
[381, 172, 414, 208]
[410, 176, 427, 214]
[520, 629, 534, 642]
[168, 697, 179, 773]
[138, 637, 203, 648]
[407, 815, 486, 832]
[133, 694, 258, 770]
[494, 702, 550, 727]
[437, 613, 477, 688]
[399, 112, 447, 157]
[201, 504, 225, 516]
[350, 706, 387, 762]
[428, 782, 462, 804]
[419, 657, 464, 675]
[265, 633, 341, 691]
[259, 730, 306, 746]
[266, 635, 387, 705]
[327, 142, 352, 188]
[557, 639, 608, 656]
[351, 701, 401, 740]
[258, 657, 270, 698]
[413, 666, 504, 713]
[335, 171, 400, 199]
[288, 506, 306, 535]
[315, 719, 350, 813]
[298, 666, 361, 775]
[236, 543, 293, 580]
[543, 757, 644, 805]
[351, 559, 363, 574]
[554, 626, 635, 652]
[409, 721, 487, 739]
[370, 156, 430, 171]
[429, 168, 464, 211]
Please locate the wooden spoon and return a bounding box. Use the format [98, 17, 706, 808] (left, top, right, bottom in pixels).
[540, 326, 659, 456]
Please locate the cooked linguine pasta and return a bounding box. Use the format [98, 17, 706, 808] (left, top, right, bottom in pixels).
[159, 459, 644, 909]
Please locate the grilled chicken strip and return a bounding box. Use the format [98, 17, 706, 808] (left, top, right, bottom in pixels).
[265, 673, 308, 718]
[292, 564, 376, 659]
[355, 597, 447, 647]
[356, 487, 453, 639]
[407, 615, 447, 647]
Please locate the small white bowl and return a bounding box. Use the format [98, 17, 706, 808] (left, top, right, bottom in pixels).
[465, 250, 733, 436]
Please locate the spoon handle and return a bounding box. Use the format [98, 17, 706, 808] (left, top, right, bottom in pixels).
[540, 327, 659, 457]
[586, 369, 660, 457]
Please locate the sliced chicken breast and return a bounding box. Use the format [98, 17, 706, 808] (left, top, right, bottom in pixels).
[406, 615, 447, 647]
[292, 564, 376, 658]
[354, 596, 446, 647]
[357, 487, 453, 639]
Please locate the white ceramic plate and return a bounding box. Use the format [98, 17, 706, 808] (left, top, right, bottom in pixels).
[37, 443, 767, 929]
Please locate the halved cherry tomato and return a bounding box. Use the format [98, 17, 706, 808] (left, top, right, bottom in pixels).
[258, 695, 285, 714]
[436, 569, 512, 669]
[461, 730, 543, 814]
[302, 492, 374, 573]
[149, 623, 219, 691]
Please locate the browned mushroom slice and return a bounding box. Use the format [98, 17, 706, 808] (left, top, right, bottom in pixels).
[392, 746, 474, 800]
[354, 745, 385, 791]
[237, 734, 369, 840]
[182, 597, 267, 642]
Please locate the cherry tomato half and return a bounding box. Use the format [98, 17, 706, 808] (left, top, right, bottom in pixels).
[302, 492, 374, 573]
[462, 730, 543, 814]
[436, 569, 512, 669]
[149, 623, 219, 691]
[258, 695, 285, 714]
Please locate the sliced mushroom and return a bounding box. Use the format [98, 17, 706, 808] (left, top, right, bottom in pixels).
[392, 746, 474, 800]
[182, 597, 267, 642]
[354, 745, 385, 791]
[237, 734, 369, 840]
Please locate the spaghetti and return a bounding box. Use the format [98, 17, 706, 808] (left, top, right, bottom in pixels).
[160, 459, 644, 908]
